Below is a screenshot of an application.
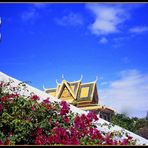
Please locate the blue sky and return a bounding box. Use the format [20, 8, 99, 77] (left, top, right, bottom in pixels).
[0, 3, 148, 118]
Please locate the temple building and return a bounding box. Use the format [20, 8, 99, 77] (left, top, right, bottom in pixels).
[43, 75, 115, 122]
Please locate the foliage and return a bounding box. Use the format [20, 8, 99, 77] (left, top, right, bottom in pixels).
[112, 113, 136, 132]
[0, 81, 137, 145]
[112, 113, 148, 139]
[136, 126, 148, 140]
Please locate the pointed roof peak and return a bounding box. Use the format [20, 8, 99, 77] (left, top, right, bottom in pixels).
[59, 74, 83, 84]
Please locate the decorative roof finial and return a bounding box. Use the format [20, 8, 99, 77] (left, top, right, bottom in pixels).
[62, 74, 64, 80]
[43, 84, 46, 91]
[56, 79, 59, 85]
[95, 76, 98, 82]
[80, 74, 83, 81]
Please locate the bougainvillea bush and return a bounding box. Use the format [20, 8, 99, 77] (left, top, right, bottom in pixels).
[0, 81, 137, 145]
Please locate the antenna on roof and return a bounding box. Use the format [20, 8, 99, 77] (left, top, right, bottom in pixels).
[43, 84, 46, 91]
[80, 74, 83, 81]
[95, 76, 98, 82]
[62, 74, 65, 80]
[56, 79, 59, 85]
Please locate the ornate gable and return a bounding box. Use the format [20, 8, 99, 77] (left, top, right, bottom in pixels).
[56, 80, 75, 102]
[69, 81, 81, 98]
[60, 86, 74, 103]
[77, 82, 98, 102]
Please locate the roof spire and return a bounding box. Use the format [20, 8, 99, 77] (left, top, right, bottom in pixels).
[62, 74, 65, 80]
[80, 74, 83, 81]
[95, 76, 98, 83]
[56, 79, 59, 85]
[43, 84, 46, 91]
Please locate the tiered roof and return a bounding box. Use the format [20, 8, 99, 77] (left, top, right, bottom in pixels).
[44, 76, 114, 113]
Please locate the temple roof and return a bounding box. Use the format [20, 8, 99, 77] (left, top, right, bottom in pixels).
[44, 79, 99, 104]
[43, 77, 114, 113]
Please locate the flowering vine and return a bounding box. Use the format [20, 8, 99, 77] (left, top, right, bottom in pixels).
[0, 81, 137, 145]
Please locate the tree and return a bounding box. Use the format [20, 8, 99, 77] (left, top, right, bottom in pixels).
[136, 126, 148, 139]
[112, 113, 148, 140]
[146, 111, 148, 120]
[111, 113, 136, 132]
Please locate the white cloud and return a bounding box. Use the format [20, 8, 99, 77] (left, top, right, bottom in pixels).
[99, 37, 108, 44]
[100, 69, 148, 118]
[129, 26, 148, 33]
[86, 4, 129, 35]
[21, 8, 38, 23]
[112, 34, 135, 48]
[55, 12, 83, 26]
[21, 4, 49, 23]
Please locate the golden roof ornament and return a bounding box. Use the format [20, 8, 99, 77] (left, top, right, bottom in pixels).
[79, 74, 83, 81]
[95, 76, 98, 83]
[43, 84, 46, 90]
[56, 79, 59, 85]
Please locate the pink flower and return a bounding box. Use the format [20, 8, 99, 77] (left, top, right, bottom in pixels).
[54, 122, 61, 127]
[0, 82, 4, 87]
[31, 106, 36, 111]
[48, 118, 54, 124]
[63, 116, 70, 124]
[0, 104, 3, 112]
[31, 95, 40, 101]
[35, 128, 43, 135]
[121, 139, 129, 145]
[34, 134, 47, 145]
[74, 114, 90, 131]
[54, 127, 66, 136]
[87, 111, 98, 122]
[10, 94, 19, 98]
[70, 136, 80, 145]
[43, 97, 50, 104]
[47, 135, 55, 144]
[60, 101, 70, 115]
[91, 128, 104, 141]
[74, 115, 81, 129]
[60, 101, 67, 106]
[105, 134, 114, 145]
[1, 94, 19, 103]
[1, 96, 9, 102]
[127, 135, 133, 140]
[113, 140, 118, 145]
[0, 140, 3, 145]
[70, 127, 77, 137]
